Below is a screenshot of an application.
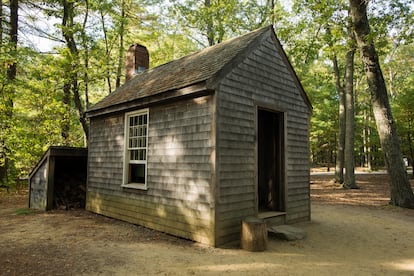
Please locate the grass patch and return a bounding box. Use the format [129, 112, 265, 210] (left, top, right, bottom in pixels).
[15, 208, 34, 215]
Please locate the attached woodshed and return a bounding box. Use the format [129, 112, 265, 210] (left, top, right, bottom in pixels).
[29, 146, 88, 210]
[85, 25, 312, 247]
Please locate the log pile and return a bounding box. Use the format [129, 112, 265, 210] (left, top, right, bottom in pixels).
[54, 171, 86, 210]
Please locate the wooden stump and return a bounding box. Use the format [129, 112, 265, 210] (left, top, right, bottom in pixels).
[240, 217, 268, 251]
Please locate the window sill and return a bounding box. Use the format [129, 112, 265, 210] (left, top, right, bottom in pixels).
[121, 183, 148, 190]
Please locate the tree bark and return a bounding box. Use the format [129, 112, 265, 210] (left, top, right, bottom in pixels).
[99, 8, 112, 94]
[240, 218, 267, 252]
[363, 109, 372, 170]
[0, 0, 3, 45]
[408, 116, 414, 179]
[350, 0, 414, 208]
[326, 25, 345, 184]
[61, 81, 71, 144]
[332, 54, 345, 184]
[0, 0, 18, 184]
[116, 0, 125, 88]
[81, 0, 90, 110]
[7, 0, 18, 82]
[343, 30, 357, 189]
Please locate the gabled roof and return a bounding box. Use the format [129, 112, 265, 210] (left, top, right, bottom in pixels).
[86, 25, 311, 117]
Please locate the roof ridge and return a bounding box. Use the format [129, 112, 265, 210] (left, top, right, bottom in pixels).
[86, 25, 274, 115]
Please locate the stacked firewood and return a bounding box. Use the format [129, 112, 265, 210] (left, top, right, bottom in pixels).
[53, 171, 86, 210]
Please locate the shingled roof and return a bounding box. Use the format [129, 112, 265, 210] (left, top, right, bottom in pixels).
[86, 25, 310, 117]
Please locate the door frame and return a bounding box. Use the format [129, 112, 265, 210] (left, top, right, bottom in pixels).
[255, 104, 288, 215]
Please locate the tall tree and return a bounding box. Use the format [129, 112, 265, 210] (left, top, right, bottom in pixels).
[343, 21, 357, 189]
[80, 0, 90, 109]
[61, 0, 89, 142]
[98, 0, 113, 94]
[349, 0, 414, 208]
[0, 0, 18, 185]
[327, 25, 346, 184]
[115, 0, 126, 88]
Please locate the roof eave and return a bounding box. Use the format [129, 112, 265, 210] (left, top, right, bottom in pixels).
[86, 81, 212, 118]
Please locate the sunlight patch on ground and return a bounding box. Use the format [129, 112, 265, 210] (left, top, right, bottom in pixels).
[386, 259, 414, 272]
[191, 262, 285, 272]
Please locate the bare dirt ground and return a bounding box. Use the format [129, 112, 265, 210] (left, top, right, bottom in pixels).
[1, 173, 414, 275]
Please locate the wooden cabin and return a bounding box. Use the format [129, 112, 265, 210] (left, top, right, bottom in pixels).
[85, 25, 312, 247]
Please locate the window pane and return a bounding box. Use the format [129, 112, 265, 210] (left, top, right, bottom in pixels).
[138, 137, 144, 147]
[129, 164, 146, 183]
[130, 150, 140, 160]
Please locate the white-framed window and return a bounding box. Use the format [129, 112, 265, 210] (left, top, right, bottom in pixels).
[122, 109, 149, 189]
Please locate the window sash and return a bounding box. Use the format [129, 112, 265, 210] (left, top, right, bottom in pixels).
[123, 109, 148, 188]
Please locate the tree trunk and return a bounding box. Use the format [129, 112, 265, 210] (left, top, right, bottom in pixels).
[0, 0, 3, 45]
[205, 0, 215, 46]
[61, 81, 71, 144]
[350, 0, 414, 208]
[333, 55, 345, 184]
[116, 0, 125, 88]
[7, 0, 18, 83]
[99, 8, 112, 94]
[326, 26, 345, 183]
[343, 29, 358, 189]
[62, 0, 89, 142]
[0, 0, 5, 182]
[81, 0, 90, 110]
[0, 0, 18, 185]
[363, 109, 372, 170]
[408, 115, 414, 179]
[240, 218, 267, 252]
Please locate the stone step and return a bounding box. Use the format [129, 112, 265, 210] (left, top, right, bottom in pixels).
[268, 225, 307, 241]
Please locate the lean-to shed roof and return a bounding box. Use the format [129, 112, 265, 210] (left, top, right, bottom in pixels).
[86, 25, 311, 117]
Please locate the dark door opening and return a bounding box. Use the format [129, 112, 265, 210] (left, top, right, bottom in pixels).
[258, 109, 285, 212]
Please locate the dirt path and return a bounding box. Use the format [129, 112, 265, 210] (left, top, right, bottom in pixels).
[1, 174, 414, 275]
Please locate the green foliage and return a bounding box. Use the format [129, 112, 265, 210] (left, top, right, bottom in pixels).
[306, 62, 338, 165]
[388, 45, 414, 164]
[2, 0, 414, 181]
[170, 0, 275, 46]
[6, 49, 84, 180]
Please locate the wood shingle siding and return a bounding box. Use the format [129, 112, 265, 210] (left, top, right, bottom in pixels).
[214, 35, 310, 245]
[86, 95, 215, 244]
[29, 161, 48, 210]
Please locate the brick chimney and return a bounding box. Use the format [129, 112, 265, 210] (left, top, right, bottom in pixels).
[125, 44, 149, 82]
